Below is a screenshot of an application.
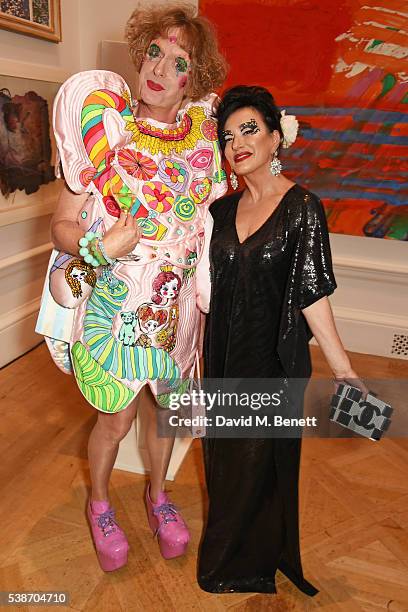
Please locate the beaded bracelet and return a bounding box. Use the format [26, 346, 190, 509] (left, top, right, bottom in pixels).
[78, 231, 101, 267]
[89, 237, 117, 267]
[89, 238, 108, 266]
[97, 238, 116, 266]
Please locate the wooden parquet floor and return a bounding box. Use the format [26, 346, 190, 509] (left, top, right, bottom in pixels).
[1, 343, 408, 611]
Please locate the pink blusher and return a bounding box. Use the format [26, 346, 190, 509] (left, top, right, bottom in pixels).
[179, 76, 188, 89]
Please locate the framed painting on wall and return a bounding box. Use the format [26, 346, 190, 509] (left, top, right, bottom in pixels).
[200, 0, 408, 240]
[0, 0, 61, 43]
[0, 69, 64, 227]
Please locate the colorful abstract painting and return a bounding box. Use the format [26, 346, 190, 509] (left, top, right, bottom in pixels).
[200, 0, 408, 239]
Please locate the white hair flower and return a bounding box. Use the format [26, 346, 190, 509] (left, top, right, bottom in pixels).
[280, 110, 299, 148]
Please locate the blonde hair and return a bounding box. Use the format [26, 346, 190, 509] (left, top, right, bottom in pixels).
[65, 260, 96, 298]
[125, 3, 228, 101]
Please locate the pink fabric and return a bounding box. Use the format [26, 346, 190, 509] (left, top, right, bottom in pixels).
[41, 70, 226, 412]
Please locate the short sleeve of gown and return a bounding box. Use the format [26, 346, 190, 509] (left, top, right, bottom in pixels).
[277, 191, 337, 376]
[292, 194, 336, 309]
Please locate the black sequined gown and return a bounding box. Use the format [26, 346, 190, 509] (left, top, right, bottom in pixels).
[198, 184, 337, 595]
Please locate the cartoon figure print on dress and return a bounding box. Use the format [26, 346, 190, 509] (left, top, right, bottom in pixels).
[36, 70, 227, 413]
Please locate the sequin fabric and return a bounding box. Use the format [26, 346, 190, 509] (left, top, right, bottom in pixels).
[198, 184, 336, 596]
[204, 183, 337, 380]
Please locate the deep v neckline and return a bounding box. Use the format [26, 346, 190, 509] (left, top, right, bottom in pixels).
[234, 184, 297, 246]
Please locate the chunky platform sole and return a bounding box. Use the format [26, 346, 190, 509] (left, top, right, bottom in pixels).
[95, 547, 129, 572]
[147, 510, 188, 559]
[86, 503, 129, 572]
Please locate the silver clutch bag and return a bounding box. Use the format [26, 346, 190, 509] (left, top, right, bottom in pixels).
[330, 383, 392, 441]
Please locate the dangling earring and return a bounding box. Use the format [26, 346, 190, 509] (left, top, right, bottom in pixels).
[270, 151, 282, 176]
[229, 171, 238, 190]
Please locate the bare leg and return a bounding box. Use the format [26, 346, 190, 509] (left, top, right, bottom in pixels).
[88, 400, 138, 501]
[143, 387, 175, 503]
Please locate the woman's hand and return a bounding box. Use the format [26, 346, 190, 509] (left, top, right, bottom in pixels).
[102, 210, 142, 259]
[332, 368, 369, 399]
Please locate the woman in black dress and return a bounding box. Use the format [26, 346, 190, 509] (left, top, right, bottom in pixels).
[198, 86, 366, 596]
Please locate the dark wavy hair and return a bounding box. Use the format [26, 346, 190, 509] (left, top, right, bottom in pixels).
[126, 4, 228, 101]
[216, 85, 283, 152]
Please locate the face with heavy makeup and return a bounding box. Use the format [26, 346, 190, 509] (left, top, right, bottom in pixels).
[138, 27, 191, 112]
[222, 107, 280, 177]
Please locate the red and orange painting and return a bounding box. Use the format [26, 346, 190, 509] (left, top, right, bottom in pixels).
[200, 0, 408, 240]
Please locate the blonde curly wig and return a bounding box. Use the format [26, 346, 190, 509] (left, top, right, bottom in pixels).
[125, 3, 228, 101]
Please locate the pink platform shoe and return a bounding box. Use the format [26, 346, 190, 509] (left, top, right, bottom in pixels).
[145, 485, 190, 559]
[87, 500, 129, 571]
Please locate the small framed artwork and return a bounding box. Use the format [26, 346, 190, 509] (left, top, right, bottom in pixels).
[0, 0, 61, 43]
[0, 69, 64, 226]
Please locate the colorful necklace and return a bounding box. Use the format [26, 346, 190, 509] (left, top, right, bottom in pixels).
[125, 105, 207, 156]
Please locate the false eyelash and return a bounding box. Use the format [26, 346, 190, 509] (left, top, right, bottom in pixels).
[241, 119, 260, 134]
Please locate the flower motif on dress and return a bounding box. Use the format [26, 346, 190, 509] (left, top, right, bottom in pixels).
[117, 149, 158, 180]
[158, 159, 189, 193]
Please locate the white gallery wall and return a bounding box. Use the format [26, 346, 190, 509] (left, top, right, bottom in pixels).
[0, 0, 80, 73]
[328, 234, 408, 360]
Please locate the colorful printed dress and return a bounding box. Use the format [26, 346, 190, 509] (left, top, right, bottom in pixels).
[36, 70, 227, 413]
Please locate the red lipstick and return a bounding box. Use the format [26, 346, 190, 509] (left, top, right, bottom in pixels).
[234, 152, 252, 163]
[147, 80, 165, 91]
